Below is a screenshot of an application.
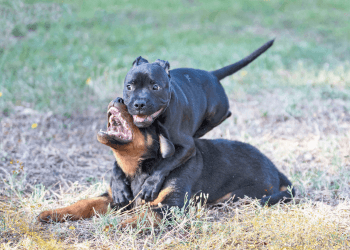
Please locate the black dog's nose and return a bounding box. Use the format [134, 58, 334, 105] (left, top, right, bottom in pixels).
[134, 100, 146, 110]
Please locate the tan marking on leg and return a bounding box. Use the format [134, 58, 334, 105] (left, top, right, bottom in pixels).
[147, 187, 174, 207]
[213, 192, 233, 204]
[280, 186, 287, 191]
[38, 196, 111, 223]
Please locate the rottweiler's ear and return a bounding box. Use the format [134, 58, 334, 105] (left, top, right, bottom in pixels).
[132, 56, 149, 68]
[159, 134, 175, 158]
[154, 59, 170, 77]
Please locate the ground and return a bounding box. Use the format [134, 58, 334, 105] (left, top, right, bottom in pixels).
[1, 89, 350, 249]
[1, 0, 350, 249]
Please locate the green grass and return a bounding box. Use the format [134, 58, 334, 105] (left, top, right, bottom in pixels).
[0, 0, 349, 114]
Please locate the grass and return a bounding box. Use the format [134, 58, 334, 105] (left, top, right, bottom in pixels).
[0, 0, 349, 115]
[1, 180, 350, 249]
[1, 0, 350, 248]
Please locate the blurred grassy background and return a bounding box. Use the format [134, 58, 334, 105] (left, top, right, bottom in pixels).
[0, 0, 349, 115]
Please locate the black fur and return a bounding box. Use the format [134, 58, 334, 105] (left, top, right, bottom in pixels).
[109, 129, 295, 214]
[107, 104, 295, 213]
[116, 40, 274, 202]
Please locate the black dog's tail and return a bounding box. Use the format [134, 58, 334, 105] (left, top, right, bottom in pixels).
[210, 39, 274, 81]
[261, 172, 296, 206]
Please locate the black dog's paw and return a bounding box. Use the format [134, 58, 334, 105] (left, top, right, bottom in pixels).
[140, 175, 164, 202]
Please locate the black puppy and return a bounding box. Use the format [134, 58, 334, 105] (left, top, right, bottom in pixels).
[114, 40, 275, 204]
[38, 100, 294, 226]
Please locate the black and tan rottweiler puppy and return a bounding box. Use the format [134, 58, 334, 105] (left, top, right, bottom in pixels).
[114, 39, 275, 203]
[38, 100, 295, 227]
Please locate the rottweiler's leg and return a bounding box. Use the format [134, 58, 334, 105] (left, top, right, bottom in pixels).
[106, 98, 134, 206]
[38, 188, 114, 223]
[110, 161, 133, 207]
[260, 188, 294, 206]
[260, 173, 295, 206]
[213, 184, 294, 207]
[212, 186, 267, 205]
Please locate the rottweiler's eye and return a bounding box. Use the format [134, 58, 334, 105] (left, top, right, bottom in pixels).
[152, 84, 159, 90]
[126, 85, 132, 91]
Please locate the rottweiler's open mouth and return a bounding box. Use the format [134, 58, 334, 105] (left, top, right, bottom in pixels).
[107, 107, 132, 141]
[98, 106, 133, 144]
[133, 108, 164, 126]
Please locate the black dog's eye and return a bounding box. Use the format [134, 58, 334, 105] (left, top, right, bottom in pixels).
[126, 85, 132, 91]
[152, 84, 159, 90]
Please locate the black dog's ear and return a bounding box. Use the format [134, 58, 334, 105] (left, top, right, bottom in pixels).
[154, 59, 170, 77]
[156, 121, 175, 158]
[132, 56, 149, 68]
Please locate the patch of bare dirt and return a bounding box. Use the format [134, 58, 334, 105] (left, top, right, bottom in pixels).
[0, 107, 113, 193]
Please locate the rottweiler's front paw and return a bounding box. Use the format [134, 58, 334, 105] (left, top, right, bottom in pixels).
[112, 188, 133, 207]
[140, 175, 165, 202]
[111, 180, 133, 207]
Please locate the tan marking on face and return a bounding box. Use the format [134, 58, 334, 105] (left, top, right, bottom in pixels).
[111, 132, 146, 177]
[280, 186, 288, 192]
[98, 103, 148, 177]
[213, 192, 233, 204]
[109, 107, 147, 177]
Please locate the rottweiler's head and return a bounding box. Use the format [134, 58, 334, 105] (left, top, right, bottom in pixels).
[97, 98, 174, 176]
[122, 56, 171, 128]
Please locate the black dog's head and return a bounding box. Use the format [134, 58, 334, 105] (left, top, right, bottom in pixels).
[123, 56, 171, 128]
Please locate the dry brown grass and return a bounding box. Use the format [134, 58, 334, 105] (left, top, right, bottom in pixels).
[1, 88, 350, 249]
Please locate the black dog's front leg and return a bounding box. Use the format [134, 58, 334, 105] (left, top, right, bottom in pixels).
[141, 135, 196, 201]
[110, 161, 133, 207]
